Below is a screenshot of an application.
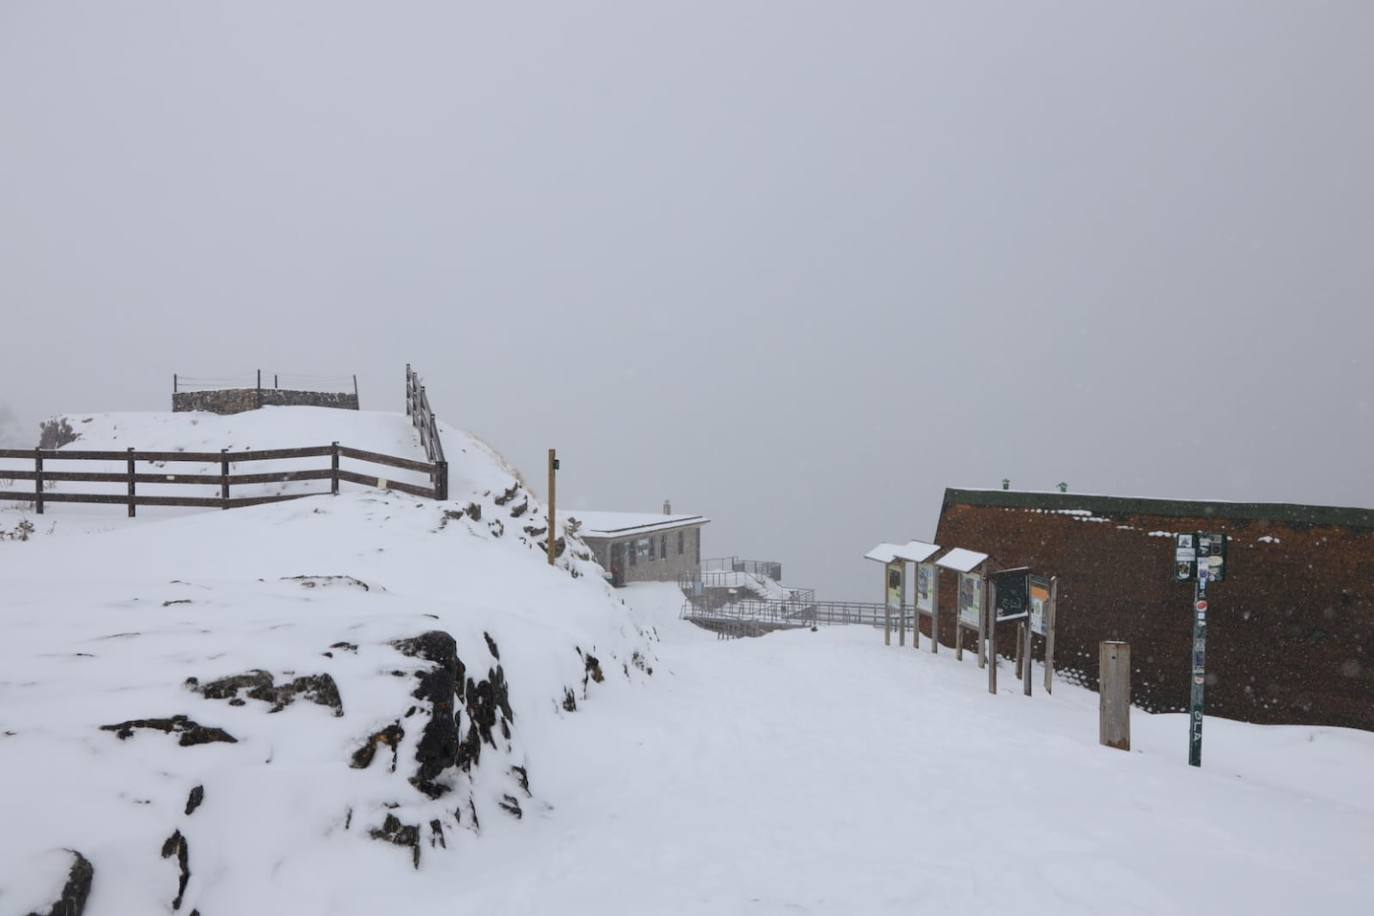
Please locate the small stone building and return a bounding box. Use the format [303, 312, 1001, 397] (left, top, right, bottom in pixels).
[933, 487, 1374, 731]
[562, 510, 708, 585]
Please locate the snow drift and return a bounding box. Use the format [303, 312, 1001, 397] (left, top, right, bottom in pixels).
[0, 408, 652, 914]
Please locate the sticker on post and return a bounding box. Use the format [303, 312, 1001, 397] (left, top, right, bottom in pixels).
[377, 478, 389, 490]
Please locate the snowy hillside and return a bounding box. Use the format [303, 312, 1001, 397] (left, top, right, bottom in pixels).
[0, 408, 653, 914]
[4, 410, 1374, 915]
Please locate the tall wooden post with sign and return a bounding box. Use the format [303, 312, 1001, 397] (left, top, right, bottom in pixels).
[1176, 532, 1227, 767]
[547, 449, 559, 566]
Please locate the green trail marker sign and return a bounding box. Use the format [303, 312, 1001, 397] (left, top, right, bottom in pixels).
[1176, 532, 1228, 767]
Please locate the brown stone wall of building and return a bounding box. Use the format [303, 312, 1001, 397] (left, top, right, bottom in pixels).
[932, 499, 1374, 731]
[172, 389, 359, 415]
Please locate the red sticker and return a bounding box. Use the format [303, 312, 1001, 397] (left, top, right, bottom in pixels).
[1195, 600, 1208, 612]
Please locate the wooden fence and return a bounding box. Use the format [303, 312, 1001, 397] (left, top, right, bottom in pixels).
[0, 442, 447, 516]
[405, 363, 446, 471]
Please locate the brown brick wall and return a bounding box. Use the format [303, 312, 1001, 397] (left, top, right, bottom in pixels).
[932, 496, 1374, 731]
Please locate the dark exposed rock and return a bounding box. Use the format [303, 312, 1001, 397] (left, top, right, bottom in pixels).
[160, 830, 190, 911]
[562, 688, 577, 712]
[493, 484, 519, 506]
[584, 653, 604, 685]
[283, 574, 372, 592]
[483, 632, 500, 660]
[429, 819, 446, 849]
[330, 641, 358, 653]
[194, 669, 344, 716]
[101, 716, 237, 746]
[369, 814, 420, 869]
[185, 785, 204, 816]
[511, 765, 530, 795]
[465, 502, 482, 521]
[162, 599, 192, 607]
[26, 849, 93, 916]
[523, 524, 547, 538]
[351, 722, 404, 771]
[488, 519, 504, 538]
[498, 794, 523, 819]
[393, 632, 460, 798]
[509, 498, 529, 518]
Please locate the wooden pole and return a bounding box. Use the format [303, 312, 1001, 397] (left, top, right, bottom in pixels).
[1044, 577, 1058, 694]
[1015, 622, 1025, 680]
[929, 567, 938, 654]
[330, 442, 340, 495]
[547, 448, 557, 566]
[220, 448, 230, 509]
[1022, 618, 1033, 697]
[352, 373, 359, 408]
[978, 574, 988, 669]
[987, 579, 997, 694]
[1099, 641, 1131, 750]
[405, 364, 412, 416]
[897, 563, 906, 647]
[34, 448, 43, 515]
[126, 447, 136, 518]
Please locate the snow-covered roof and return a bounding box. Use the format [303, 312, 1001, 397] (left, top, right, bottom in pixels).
[560, 510, 709, 538]
[864, 540, 940, 564]
[935, 547, 989, 573]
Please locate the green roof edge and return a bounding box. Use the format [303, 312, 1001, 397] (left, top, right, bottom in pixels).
[941, 488, 1374, 531]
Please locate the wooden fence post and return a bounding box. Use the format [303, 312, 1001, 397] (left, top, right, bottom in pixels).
[1099, 641, 1131, 751]
[1015, 622, 1025, 680]
[126, 448, 136, 518]
[220, 448, 230, 509]
[331, 442, 340, 495]
[929, 570, 939, 654]
[405, 364, 412, 416]
[34, 448, 44, 515]
[434, 459, 448, 501]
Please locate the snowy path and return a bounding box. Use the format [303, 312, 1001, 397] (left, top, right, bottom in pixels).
[456, 585, 1374, 916]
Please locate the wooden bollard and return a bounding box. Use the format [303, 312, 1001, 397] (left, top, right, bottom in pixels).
[1099, 641, 1131, 751]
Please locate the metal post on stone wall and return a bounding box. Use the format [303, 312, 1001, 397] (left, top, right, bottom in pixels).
[1100, 641, 1131, 751]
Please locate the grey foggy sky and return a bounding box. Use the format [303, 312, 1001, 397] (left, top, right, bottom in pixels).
[2, 1, 1371, 598]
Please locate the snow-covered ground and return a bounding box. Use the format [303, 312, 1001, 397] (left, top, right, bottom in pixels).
[455, 583, 1374, 916]
[3, 408, 1373, 915]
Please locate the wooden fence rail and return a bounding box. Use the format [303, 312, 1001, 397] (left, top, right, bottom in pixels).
[0, 442, 448, 516]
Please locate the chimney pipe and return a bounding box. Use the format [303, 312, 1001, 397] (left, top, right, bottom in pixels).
[663, 499, 672, 514]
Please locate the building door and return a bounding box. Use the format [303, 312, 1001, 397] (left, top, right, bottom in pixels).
[609, 542, 625, 587]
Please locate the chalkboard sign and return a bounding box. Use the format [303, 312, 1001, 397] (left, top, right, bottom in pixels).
[992, 567, 1030, 622]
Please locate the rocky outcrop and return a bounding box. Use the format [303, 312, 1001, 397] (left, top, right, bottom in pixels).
[190, 670, 344, 716]
[100, 716, 236, 746]
[26, 850, 93, 916]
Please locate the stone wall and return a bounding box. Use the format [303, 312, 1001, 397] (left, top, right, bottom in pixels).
[172, 388, 359, 415]
[932, 489, 1374, 731]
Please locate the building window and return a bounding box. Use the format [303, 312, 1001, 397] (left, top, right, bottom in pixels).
[628, 540, 636, 566]
[678, 530, 684, 555]
[648, 537, 656, 560]
[660, 534, 667, 560]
